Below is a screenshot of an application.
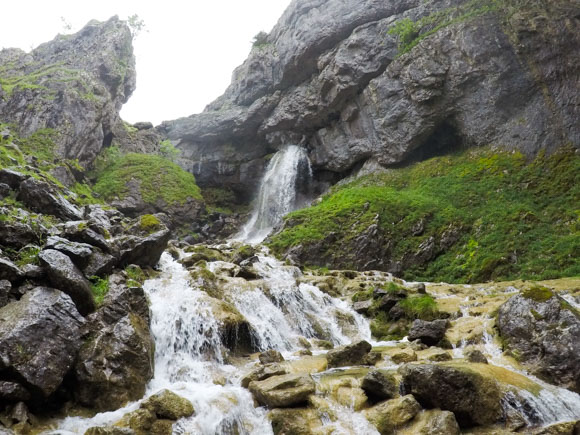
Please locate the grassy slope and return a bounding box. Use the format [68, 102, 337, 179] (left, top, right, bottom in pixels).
[268, 146, 579, 283]
[93, 152, 202, 206]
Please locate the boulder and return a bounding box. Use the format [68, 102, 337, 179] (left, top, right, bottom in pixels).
[118, 228, 171, 268]
[0, 219, 38, 250]
[0, 258, 22, 283]
[82, 250, 117, 277]
[400, 364, 502, 427]
[45, 236, 94, 269]
[85, 427, 134, 435]
[0, 169, 27, 189]
[497, 289, 580, 392]
[17, 178, 83, 220]
[74, 285, 154, 411]
[361, 370, 398, 402]
[364, 394, 422, 434]
[390, 348, 417, 364]
[249, 374, 315, 408]
[38, 249, 95, 315]
[403, 409, 460, 435]
[0, 287, 84, 398]
[142, 389, 195, 420]
[407, 319, 448, 346]
[353, 299, 373, 314]
[269, 408, 323, 435]
[259, 349, 285, 364]
[326, 340, 372, 368]
[242, 363, 288, 388]
[0, 381, 30, 402]
[464, 348, 488, 364]
[62, 221, 111, 253]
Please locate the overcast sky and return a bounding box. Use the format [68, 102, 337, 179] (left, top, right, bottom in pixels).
[1, 0, 291, 125]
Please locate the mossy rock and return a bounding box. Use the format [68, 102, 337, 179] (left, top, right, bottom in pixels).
[521, 285, 554, 302]
[138, 214, 161, 234]
[142, 389, 195, 420]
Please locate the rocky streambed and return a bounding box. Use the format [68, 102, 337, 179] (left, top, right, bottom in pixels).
[26, 242, 580, 435]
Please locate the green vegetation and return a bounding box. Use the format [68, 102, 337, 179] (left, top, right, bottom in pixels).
[159, 139, 180, 163]
[398, 295, 439, 320]
[252, 31, 270, 48]
[139, 214, 161, 233]
[0, 63, 84, 98]
[269, 146, 580, 283]
[93, 152, 202, 206]
[202, 187, 246, 215]
[388, 0, 507, 55]
[89, 276, 109, 306]
[125, 264, 147, 287]
[16, 245, 40, 266]
[522, 285, 554, 303]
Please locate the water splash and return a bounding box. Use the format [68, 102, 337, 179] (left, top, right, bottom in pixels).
[237, 145, 312, 243]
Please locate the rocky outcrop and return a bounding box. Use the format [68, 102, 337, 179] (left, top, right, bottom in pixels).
[407, 319, 448, 346]
[162, 0, 580, 197]
[0, 16, 136, 166]
[0, 287, 84, 399]
[497, 288, 580, 392]
[400, 364, 502, 427]
[73, 277, 154, 411]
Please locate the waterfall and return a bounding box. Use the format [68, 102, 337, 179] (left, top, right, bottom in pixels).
[237, 145, 312, 243]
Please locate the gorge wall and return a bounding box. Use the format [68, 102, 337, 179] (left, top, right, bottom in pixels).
[161, 0, 580, 198]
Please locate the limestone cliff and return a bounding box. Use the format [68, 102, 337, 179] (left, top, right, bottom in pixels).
[0, 16, 136, 166]
[161, 0, 580, 197]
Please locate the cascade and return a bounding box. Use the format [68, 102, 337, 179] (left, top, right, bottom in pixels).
[237, 144, 312, 243]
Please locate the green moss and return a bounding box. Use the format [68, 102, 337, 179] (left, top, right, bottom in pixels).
[352, 289, 374, 302]
[125, 265, 147, 287]
[522, 285, 554, 302]
[139, 214, 161, 233]
[17, 128, 58, 162]
[93, 153, 202, 206]
[69, 182, 102, 206]
[268, 146, 580, 283]
[89, 276, 109, 306]
[530, 309, 543, 320]
[398, 295, 439, 320]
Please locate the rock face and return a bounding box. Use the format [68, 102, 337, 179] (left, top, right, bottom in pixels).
[497, 289, 580, 392]
[162, 0, 579, 197]
[0, 287, 84, 399]
[38, 249, 96, 316]
[400, 364, 502, 427]
[0, 16, 136, 166]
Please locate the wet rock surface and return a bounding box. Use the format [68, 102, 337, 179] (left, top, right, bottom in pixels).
[497, 290, 580, 393]
[249, 373, 315, 408]
[326, 340, 372, 368]
[0, 287, 84, 399]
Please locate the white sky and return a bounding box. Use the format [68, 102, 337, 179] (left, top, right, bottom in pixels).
[1, 0, 291, 125]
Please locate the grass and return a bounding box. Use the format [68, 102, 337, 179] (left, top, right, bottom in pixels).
[93, 152, 202, 206]
[139, 214, 161, 233]
[89, 276, 109, 306]
[268, 146, 580, 283]
[398, 295, 439, 320]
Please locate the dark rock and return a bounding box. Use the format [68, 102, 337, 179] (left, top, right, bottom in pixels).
[407, 319, 447, 346]
[133, 122, 154, 131]
[0, 183, 10, 199]
[497, 291, 580, 392]
[361, 369, 398, 401]
[464, 348, 488, 364]
[363, 351, 383, 365]
[82, 250, 117, 277]
[235, 265, 260, 280]
[326, 340, 372, 368]
[17, 178, 83, 221]
[74, 284, 154, 412]
[45, 236, 94, 269]
[428, 350, 452, 362]
[0, 217, 40, 250]
[249, 374, 315, 408]
[62, 221, 111, 253]
[21, 264, 44, 280]
[39, 249, 95, 316]
[0, 258, 22, 283]
[0, 382, 30, 402]
[118, 228, 171, 268]
[259, 349, 285, 365]
[353, 299, 373, 314]
[0, 169, 27, 189]
[0, 287, 84, 398]
[400, 364, 502, 427]
[0, 280, 10, 308]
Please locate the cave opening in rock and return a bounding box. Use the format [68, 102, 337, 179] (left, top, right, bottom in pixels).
[403, 119, 466, 165]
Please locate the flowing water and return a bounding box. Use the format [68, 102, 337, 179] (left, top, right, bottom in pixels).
[236, 145, 312, 243]
[47, 144, 580, 433]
